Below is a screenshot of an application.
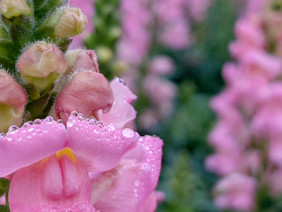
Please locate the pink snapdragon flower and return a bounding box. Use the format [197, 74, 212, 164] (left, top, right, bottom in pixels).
[214, 173, 257, 212]
[1, 113, 163, 212]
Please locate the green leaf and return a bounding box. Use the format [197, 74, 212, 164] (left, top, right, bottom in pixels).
[0, 178, 10, 197]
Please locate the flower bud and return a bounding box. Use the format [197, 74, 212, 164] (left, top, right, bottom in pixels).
[53, 7, 88, 38]
[0, 0, 31, 19]
[17, 41, 67, 78]
[65, 49, 99, 73]
[0, 70, 28, 132]
[55, 71, 114, 123]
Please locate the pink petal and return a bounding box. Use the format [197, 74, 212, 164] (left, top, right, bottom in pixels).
[9, 154, 95, 212]
[138, 136, 163, 189]
[91, 136, 163, 211]
[137, 192, 157, 212]
[99, 78, 137, 129]
[0, 117, 67, 177]
[67, 113, 139, 172]
[92, 160, 154, 212]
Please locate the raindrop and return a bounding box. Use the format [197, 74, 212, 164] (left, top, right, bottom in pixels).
[122, 128, 135, 138]
[8, 125, 18, 133]
[45, 116, 54, 122]
[71, 111, 78, 117]
[34, 119, 42, 124]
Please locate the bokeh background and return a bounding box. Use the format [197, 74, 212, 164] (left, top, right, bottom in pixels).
[71, 0, 278, 211]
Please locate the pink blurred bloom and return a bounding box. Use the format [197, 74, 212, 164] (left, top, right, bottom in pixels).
[159, 20, 190, 50]
[148, 56, 175, 75]
[185, 0, 211, 21]
[138, 109, 159, 130]
[214, 173, 256, 211]
[144, 76, 177, 107]
[1, 113, 163, 212]
[0, 195, 5, 205]
[69, 0, 95, 48]
[229, 18, 265, 60]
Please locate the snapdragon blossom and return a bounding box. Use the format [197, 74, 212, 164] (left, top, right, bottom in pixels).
[1, 112, 162, 212]
[206, 0, 282, 211]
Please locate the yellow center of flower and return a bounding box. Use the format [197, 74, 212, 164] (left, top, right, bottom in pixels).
[56, 148, 77, 162]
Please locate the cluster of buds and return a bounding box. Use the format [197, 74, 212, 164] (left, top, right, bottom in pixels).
[0, 1, 164, 211]
[206, 0, 282, 211]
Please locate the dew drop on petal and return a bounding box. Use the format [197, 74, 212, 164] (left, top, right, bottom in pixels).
[122, 128, 135, 138]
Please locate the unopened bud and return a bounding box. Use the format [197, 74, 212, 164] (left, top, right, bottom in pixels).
[0, 0, 31, 19]
[55, 71, 114, 123]
[54, 7, 88, 38]
[17, 41, 67, 78]
[0, 70, 27, 132]
[65, 49, 99, 72]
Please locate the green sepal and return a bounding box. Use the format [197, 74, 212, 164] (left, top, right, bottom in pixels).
[0, 24, 9, 40]
[34, 0, 66, 21]
[56, 38, 72, 53]
[0, 205, 10, 212]
[33, 0, 48, 11]
[33, 26, 55, 40]
[0, 178, 10, 197]
[9, 24, 32, 49]
[0, 55, 15, 72]
[0, 40, 15, 58]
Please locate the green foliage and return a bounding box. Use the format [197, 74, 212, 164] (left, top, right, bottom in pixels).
[157, 151, 219, 212]
[0, 206, 10, 212]
[0, 178, 10, 197]
[85, 0, 122, 79]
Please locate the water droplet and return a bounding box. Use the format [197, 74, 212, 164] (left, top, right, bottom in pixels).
[45, 116, 54, 122]
[78, 114, 84, 121]
[122, 128, 134, 138]
[28, 128, 34, 132]
[89, 119, 96, 125]
[34, 119, 42, 124]
[8, 125, 18, 133]
[71, 111, 78, 117]
[57, 119, 63, 124]
[96, 121, 104, 128]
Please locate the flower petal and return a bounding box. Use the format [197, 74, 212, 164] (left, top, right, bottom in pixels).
[67, 113, 139, 172]
[92, 160, 153, 212]
[91, 136, 163, 212]
[9, 155, 95, 212]
[99, 78, 137, 129]
[0, 117, 67, 177]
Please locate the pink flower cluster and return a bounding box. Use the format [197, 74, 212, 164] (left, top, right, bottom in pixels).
[155, 0, 190, 49]
[206, 1, 282, 211]
[139, 56, 177, 129]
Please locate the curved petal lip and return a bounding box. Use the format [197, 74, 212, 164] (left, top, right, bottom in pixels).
[0, 117, 67, 177]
